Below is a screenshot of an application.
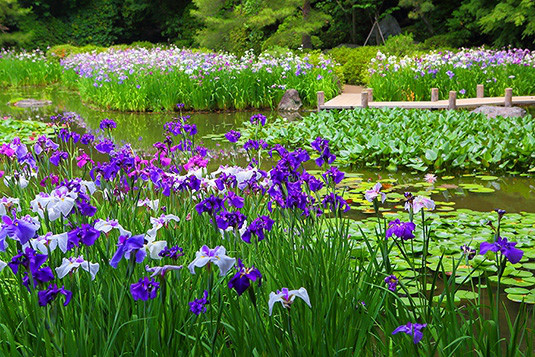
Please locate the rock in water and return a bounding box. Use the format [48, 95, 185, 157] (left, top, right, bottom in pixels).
[471, 105, 526, 119]
[11, 99, 53, 108]
[278, 89, 302, 111]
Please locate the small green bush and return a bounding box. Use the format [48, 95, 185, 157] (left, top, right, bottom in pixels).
[382, 33, 421, 57]
[47, 44, 107, 60]
[328, 46, 380, 85]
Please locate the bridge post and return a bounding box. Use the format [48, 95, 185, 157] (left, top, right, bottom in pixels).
[448, 91, 457, 110]
[317, 91, 325, 111]
[431, 88, 439, 102]
[476, 84, 484, 98]
[361, 91, 369, 108]
[504, 88, 513, 107]
[367, 88, 373, 102]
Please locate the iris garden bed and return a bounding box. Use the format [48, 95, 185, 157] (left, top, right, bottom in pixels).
[368, 48, 535, 101]
[0, 111, 533, 355]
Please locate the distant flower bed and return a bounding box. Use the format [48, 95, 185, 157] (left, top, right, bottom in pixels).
[0, 49, 62, 86]
[243, 108, 535, 172]
[59, 47, 340, 111]
[368, 48, 535, 101]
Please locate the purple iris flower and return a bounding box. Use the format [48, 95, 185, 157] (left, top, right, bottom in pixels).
[225, 191, 244, 208]
[9, 247, 54, 288]
[228, 259, 262, 296]
[81, 134, 95, 145]
[110, 234, 146, 268]
[479, 237, 524, 264]
[99, 119, 117, 130]
[322, 166, 345, 185]
[301, 171, 324, 192]
[385, 275, 398, 292]
[0, 214, 39, 247]
[322, 193, 350, 213]
[159, 245, 184, 260]
[215, 210, 246, 231]
[130, 277, 160, 301]
[50, 151, 69, 166]
[189, 290, 209, 315]
[242, 216, 274, 244]
[392, 322, 427, 344]
[386, 219, 416, 240]
[243, 140, 268, 151]
[195, 195, 224, 216]
[38, 284, 72, 307]
[225, 130, 241, 143]
[95, 138, 115, 154]
[250, 114, 267, 126]
[310, 137, 336, 167]
[67, 224, 101, 250]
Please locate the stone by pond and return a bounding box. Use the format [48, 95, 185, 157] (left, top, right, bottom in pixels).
[10, 98, 53, 108]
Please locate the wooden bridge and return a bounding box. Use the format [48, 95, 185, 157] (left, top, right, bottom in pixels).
[317, 85, 535, 111]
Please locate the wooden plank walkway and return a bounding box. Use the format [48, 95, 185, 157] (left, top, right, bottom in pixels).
[318, 89, 535, 110]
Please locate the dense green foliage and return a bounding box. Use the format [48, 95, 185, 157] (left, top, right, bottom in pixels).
[246, 108, 535, 172]
[328, 46, 380, 85]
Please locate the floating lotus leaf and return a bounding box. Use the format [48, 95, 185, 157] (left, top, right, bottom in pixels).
[476, 175, 499, 181]
[455, 290, 479, 300]
[504, 287, 531, 294]
[506, 294, 535, 304]
[468, 187, 495, 193]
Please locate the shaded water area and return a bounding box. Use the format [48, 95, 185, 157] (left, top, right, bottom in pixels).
[3, 85, 535, 215]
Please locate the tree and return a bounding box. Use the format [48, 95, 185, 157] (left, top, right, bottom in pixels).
[398, 0, 434, 33]
[478, 0, 535, 46]
[192, 0, 330, 52]
[0, 0, 31, 47]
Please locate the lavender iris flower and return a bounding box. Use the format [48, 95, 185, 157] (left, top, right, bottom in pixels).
[227, 259, 262, 296]
[310, 137, 335, 167]
[130, 277, 160, 301]
[479, 237, 524, 264]
[268, 287, 311, 315]
[158, 245, 184, 260]
[364, 183, 386, 203]
[188, 245, 235, 276]
[38, 284, 72, 307]
[50, 151, 69, 166]
[392, 322, 427, 344]
[195, 195, 224, 216]
[386, 219, 416, 240]
[145, 264, 183, 278]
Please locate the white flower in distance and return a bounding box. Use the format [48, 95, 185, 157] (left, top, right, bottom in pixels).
[55, 256, 100, 280]
[147, 214, 180, 237]
[137, 198, 159, 212]
[29, 232, 69, 254]
[268, 287, 312, 315]
[0, 260, 6, 271]
[188, 245, 235, 276]
[94, 218, 131, 236]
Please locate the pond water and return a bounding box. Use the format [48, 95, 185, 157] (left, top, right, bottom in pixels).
[3, 85, 535, 216]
